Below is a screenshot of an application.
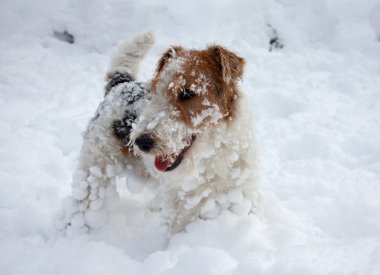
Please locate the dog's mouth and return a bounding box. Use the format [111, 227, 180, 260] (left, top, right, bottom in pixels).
[154, 135, 196, 172]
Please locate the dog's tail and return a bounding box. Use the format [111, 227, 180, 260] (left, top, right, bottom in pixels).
[106, 31, 154, 81]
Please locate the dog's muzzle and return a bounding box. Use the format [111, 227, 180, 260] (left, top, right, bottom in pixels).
[134, 134, 196, 172]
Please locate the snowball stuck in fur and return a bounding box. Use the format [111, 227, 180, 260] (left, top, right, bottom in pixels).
[89, 193, 98, 201]
[89, 166, 103, 178]
[84, 209, 107, 228]
[106, 164, 116, 178]
[79, 181, 89, 189]
[61, 196, 78, 214]
[90, 199, 104, 210]
[227, 188, 244, 204]
[72, 169, 87, 183]
[231, 199, 252, 216]
[200, 198, 216, 215]
[98, 186, 106, 198]
[72, 187, 88, 200]
[71, 212, 85, 228]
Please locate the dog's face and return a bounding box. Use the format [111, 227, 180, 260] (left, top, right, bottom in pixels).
[130, 45, 245, 173]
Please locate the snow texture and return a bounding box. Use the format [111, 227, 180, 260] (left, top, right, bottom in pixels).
[1, 0, 380, 274]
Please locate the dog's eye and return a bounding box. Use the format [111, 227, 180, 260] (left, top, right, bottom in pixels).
[179, 89, 196, 101]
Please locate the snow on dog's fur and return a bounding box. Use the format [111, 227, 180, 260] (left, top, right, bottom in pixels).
[57, 32, 153, 235]
[58, 32, 259, 235]
[130, 44, 259, 233]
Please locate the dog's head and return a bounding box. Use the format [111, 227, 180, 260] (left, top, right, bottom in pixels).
[130, 45, 245, 173]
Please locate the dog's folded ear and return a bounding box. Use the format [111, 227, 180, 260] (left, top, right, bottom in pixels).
[207, 45, 245, 84]
[156, 46, 183, 73]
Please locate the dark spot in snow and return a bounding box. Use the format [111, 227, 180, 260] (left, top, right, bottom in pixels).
[53, 30, 75, 44]
[267, 24, 284, 52]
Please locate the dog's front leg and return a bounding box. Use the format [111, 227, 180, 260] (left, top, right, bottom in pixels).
[57, 115, 126, 235]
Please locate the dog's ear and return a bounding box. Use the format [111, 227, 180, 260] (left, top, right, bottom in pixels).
[207, 45, 245, 84]
[156, 46, 183, 73]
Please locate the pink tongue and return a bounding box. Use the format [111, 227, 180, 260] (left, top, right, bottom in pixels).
[154, 157, 171, 172]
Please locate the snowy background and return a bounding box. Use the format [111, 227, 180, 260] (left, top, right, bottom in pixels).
[1, 0, 380, 274]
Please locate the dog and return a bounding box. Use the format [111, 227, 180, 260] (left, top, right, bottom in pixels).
[58, 32, 259, 236]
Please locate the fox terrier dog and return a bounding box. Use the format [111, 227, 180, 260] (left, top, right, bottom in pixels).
[58, 32, 259, 235]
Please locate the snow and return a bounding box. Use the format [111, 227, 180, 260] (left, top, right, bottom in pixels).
[227, 188, 244, 204]
[1, 0, 380, 274]
[89, 166, 103, 178]
[191, 104, 224, 127]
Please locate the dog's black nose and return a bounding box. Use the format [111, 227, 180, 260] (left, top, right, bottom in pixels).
[135, 134, 154, 152]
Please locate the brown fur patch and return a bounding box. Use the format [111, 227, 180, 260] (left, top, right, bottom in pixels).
[121, 146, 132, 157]
[111, 123, 131, 158]
[151, 45, 245, 128]
[207, 45, 245, 84]
[112, 131, 131, 157]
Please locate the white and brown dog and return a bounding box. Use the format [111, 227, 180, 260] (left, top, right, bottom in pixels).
[58, 32, 259, 235]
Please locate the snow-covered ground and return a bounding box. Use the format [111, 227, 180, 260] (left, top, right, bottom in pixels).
[1, 0, 380, 274]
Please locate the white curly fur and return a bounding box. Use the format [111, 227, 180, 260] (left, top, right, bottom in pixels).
[106, 31, 154, 80]
[132, 87, 259, 233]
[57, 32, 153, 235]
